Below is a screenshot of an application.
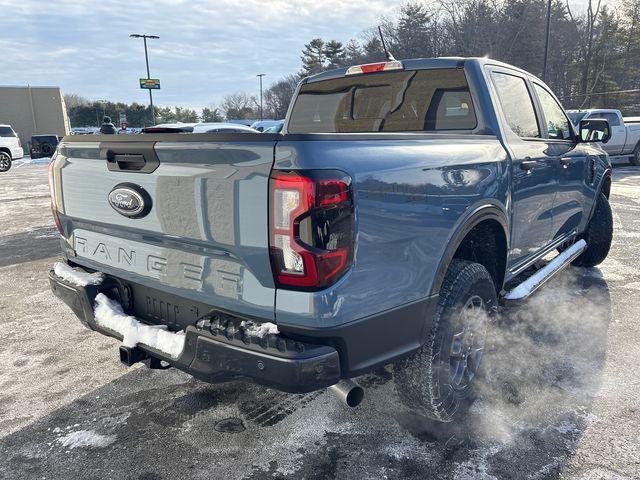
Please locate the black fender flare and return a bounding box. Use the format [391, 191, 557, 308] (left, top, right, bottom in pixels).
[429, 203, 509, 296]
[586, 168, 612, 224]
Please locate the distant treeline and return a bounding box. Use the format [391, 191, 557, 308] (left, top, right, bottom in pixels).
[290, 0, 640, 114]
[66, 0, 640, 127]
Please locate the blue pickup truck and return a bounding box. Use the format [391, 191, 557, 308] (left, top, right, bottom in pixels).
[48, 57, 613, 422]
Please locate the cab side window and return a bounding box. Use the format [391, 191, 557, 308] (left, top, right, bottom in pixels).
[601, 112, 620, 126]
[491, 72, 540, 138]
[533, 84, 573, 140]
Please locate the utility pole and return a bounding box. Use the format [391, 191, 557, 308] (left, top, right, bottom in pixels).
[257, 73, 266, 121]
[542, 0, 552, 82]
[130, 33, 159, 125]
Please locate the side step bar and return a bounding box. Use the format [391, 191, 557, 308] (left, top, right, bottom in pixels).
[503, 239, 587, 302]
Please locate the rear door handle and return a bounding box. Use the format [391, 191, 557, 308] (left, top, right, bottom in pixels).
[520, 159, 537, 171]
[560, 157, 571, 167]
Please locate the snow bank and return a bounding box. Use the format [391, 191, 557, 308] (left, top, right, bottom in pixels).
[54, 262, 104, 287]
[57, 430, 115, 449]
[94, 293, 185, 358]
[241, 320, 279, 338]
[504, 240, 587, 300]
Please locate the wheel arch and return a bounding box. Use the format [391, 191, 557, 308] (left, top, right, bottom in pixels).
[430, 204, 509, 296]
[0, 147, 11, 158]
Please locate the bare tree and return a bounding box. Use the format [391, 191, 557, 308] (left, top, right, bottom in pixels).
[567, 0, 603, 96]
[63, 93, 90, 109]
[220, 92, 257, 120]
[264, 75, 300, 119]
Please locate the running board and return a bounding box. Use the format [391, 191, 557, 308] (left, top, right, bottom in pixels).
[503, 239, 587, 302]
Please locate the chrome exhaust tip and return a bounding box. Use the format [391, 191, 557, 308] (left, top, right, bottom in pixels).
[329, 379, 364, 407]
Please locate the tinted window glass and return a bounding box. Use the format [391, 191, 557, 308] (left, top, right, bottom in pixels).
[288, 69, 477, 133]
[600, 112, 620, 126]
[533, 84, 572, 140]
[491, 72, 540, 138]
[0, 127, 15, 137]
[567, 111, 587, 124]
[32, 135, 59, 145]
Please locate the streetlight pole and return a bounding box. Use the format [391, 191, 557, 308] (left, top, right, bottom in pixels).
[257, 73, 266, 121]
[542, 0, 552, 82]
[130, 33, 159, 125]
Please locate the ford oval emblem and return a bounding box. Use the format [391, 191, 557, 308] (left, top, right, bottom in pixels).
[108, 183, 152, 218]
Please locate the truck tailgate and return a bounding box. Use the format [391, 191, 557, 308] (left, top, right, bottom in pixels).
[51, 134, 278, 320]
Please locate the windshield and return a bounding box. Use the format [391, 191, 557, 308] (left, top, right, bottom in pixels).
[288, 68, 477, 133]
[567, 111, 588, 125]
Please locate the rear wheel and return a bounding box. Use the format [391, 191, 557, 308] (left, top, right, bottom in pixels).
[394, 259, 496, 422]
[630, 145, 640, 166]
[0, 151, 12, 172]
[41, 143, 54, 156]
[572, 192, 613, 267]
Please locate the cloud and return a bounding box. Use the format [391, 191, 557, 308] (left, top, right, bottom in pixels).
[0, 0, 405, 108]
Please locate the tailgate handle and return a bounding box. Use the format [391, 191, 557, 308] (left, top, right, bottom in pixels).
[100, 142, 160, 174]
[107, 152, 146, 171]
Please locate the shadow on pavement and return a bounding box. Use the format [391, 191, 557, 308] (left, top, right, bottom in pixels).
[0, 268, 612, 480]
[0, 227, 60, 268]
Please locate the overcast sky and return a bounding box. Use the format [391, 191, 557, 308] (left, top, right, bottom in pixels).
[0, 0, 608, 110]
[0, 0, 407, 109]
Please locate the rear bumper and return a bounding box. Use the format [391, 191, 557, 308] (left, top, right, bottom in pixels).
[49, 268, 341, 394]
[50, 264, 438, 393]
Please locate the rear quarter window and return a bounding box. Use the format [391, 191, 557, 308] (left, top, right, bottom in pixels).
[0, 127, 16, 137]
[288, 68, 477, 133]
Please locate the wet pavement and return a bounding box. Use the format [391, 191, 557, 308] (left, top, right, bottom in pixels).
[1, 164, 639, 479]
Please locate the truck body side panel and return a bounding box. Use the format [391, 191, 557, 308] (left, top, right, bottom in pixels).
[274, 135, 509, 328]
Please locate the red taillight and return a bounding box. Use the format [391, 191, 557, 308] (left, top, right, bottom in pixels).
[269, 170, 355, 290]
[48, 159, 64, 236]
[345, 60, 403, 76]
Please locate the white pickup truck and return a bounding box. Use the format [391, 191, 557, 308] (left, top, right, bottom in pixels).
[567, 109, 640, 165]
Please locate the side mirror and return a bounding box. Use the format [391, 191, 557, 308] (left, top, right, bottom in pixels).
[579, 118, 611, 144]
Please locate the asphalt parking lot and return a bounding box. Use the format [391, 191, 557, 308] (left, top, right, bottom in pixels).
[1, 162, 639, 480]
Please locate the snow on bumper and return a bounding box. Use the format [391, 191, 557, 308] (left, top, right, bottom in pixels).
[49, 262, 342, 393]
[94, 293, 185, 358]
[53, 262, 104, 287]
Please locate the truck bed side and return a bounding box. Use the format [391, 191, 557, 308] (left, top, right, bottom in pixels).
[273, 134, 508, 330]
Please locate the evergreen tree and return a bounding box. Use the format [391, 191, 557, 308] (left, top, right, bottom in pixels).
[324, 40, 346, 69]
[300, 38, 326, 76]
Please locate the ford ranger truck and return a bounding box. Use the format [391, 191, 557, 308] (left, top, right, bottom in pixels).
[49, 57, 613, 422]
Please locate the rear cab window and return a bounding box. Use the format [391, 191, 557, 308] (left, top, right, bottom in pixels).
[287, 68, 477, 133]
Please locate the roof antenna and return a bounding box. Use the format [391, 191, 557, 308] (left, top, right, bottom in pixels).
[378, 25, 396, 62]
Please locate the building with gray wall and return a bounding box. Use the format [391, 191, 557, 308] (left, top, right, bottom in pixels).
[0, 86, 70, 149]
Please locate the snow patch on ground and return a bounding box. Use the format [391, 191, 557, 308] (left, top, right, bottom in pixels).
[241, 320, 279, 338]
[94, 293, 185, 358]
[57, 430, 115, 449]
[54, 262, 104, 287]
